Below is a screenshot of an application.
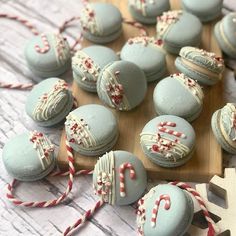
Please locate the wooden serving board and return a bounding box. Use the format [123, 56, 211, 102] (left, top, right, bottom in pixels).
[57, 0, 223, 182]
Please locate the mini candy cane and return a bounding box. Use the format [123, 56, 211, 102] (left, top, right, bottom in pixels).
[119, 162, 136, 197]
[158, 122, 186, 138]
[151, 194, 171, 227]
[123, 18, 148, 36]
[34, 33, 50, 53]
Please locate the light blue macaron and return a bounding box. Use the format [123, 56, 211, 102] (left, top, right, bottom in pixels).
[120, 36, 167, 82]
[140, 115, 196, 167]
[79, 3, 123, 44]
[137, 184, 194, 236]
[25, 78, 74, 127]
[211, 103, 236, 154]
[24, 33, 71, 79]
[175, 46, 225, 86]
[156, 10, 202, 54]
[153, 73, 204, 122]
[65, 104, 119, 156]
[182, 0, 223, 22]
[72, 45, 119, 92]
[2, 131, 56, 181]
[128, 0, 170, 24]
[214, 12, 236, 59]
[93, 150, 147, 205]
[97, 60, 147, 111]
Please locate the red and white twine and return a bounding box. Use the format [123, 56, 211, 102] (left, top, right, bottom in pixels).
[158, 122, 186, 138]
[123, 18, 148, 36]
[0, 82, 34, 90]
[34, 33, 50, 53]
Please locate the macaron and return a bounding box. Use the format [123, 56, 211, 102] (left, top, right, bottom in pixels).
[128, 0, 170, 24]
[79, 3, 123, 44]
[65, 104, 119, 156]
[175, 46, 225, 86]
[72, 45, 119, 92]
[214, 12, 236, 59]
[120, 36, 167, 82]
[93, 150, 147, 205]
[2, 131, 55, 181]
[153, 73, 204, 122]
[97, 61, 147, 111]
[156, 10, 202, 54]
[137, 184, 194, 236]
[211, 103, 236, 154]
[24, 33, 71, 79]
[140, 115, 196, 167]
[25, 78, 74, 127]
[181, 0, 223, 22]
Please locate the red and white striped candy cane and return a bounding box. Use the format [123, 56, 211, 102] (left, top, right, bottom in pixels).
[119, 162, 136, 197]
[123, 18, 148, 36]
[34, 33, 50, 53]
[170, 181, 217, 236]
[158, 122, 186, 138]
[151, 194, 171, 227]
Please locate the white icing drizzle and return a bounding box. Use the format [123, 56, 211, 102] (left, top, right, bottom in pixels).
[172, 73, 204, 105]
[80, 4, 101, 36]
[100, 69, 130, 111]
[93, 151, 115, 205]
[33, 80, 69, 121]
[65, 113, 97, 148]
[29, 131, 55, 170]
[127, 36, 164, 49]
[129, 0, 155, 16]
[140, 132, 189, 161]
[72, 51, 100, 82]
[156, 10, 182, 38]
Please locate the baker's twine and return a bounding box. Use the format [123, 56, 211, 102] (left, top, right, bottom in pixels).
[170, 181, 218, 236]
[122, 18, 148, 37]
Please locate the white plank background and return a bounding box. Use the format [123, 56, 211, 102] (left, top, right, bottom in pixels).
[0, 1, 236, 235]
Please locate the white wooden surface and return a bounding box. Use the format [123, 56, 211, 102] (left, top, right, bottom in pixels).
[0, 1, 236, 235]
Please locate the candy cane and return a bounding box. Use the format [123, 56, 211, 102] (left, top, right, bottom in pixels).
[151, 194, 171, 227]
[119, 162, 136, 197]
[123, 18, 148, 36]
[158, 122, 186, 138]
[34, 33, 50, 53]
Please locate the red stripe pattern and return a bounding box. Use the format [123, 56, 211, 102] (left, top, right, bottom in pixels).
[119, 162, 136, 197]
[34, 33, 50, 53]
[0, 82, 34, 90]
[158, 122, 186, 138]
[123, 18, 148, 36]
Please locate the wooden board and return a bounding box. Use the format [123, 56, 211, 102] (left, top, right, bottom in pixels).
[57, 0, 223, 182]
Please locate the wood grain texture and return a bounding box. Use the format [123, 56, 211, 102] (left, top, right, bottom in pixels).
[58, 0, 223, 182]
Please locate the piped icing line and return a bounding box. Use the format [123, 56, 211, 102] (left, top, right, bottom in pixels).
[151, 194, 171, 227]
[34, 33, 50, 53]
[156, 10, 182, 38]
[93, 151, 115, 205]
[65, 113, 97, 148]
[158, 122, 186, 138]
[29, 131, 54, 170]
[129, 0, 155, 16]
[80, 4, 102, 36]
[72, 50, 100, 82]
[172, 73, 204, 105]
[33, 79, 69, 121]
[100, 69, 130, 111]
[119, 162, 136, 197]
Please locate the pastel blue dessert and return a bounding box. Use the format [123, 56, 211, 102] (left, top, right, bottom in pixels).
[65, 104, 119, 156]
[3, 131, 55, 181]
[153, 73, 204, 122]
[136, 184, 194, 236]
[79, 3, 123, 44]
[25, 78, 74, 127]
[72, 45, 119, 92]
[214, 12, 236, 59]
[175, 46, 225, 86]
[120, 36, 167, 82]
[182, 0, 223, 22]
[140, 115, 196, 167]
[97, 61, 147, 111]
[211, 103, 236, 154]
[128, 0, 170, 24]
[156, 10, 202, 54]
[93, 150, 147, 205]
[24, 33, 71, 79]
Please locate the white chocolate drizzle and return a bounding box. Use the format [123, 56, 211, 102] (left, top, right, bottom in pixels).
[127, 36, 164, 49]
[129, 0, 155, 16]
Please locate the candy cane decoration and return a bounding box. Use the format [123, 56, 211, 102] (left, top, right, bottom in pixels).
[119, 162, 136, 197]
[170, 181, 217, 236]
[158, 122, 186, 138]
[151, 194, 171, 227]
[123, 18, 148, 36]
[34, 33, 50, 53]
